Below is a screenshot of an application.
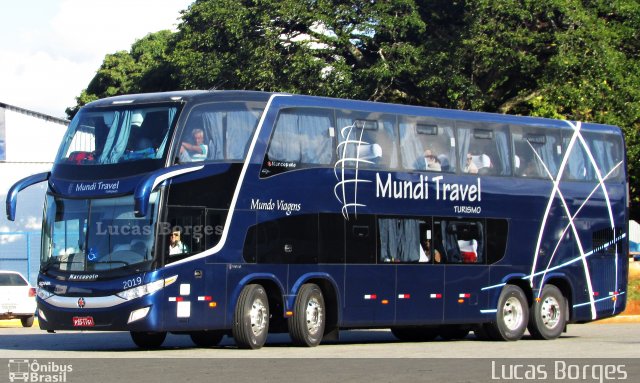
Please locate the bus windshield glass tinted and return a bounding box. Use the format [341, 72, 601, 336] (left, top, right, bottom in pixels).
[55, 104, 180, 165]
[41, 193, 160, 273]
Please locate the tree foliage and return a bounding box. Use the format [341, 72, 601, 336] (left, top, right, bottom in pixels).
[67, 0, 640, 218]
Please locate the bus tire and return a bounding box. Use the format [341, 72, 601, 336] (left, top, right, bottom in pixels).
[190, 331, 224, 347]
[21, 315, 34, 328]
[391, 326, 438, 342]
[485, 284, 528, 341]
[232, 284, 269, 349]
[289, 283, 325, 347]
[130, 331, 167, 349]
[528, 284, 566, 340]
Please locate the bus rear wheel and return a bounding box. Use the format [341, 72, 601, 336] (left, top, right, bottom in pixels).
[289, 283, 325, 347]
[190, 330, 224, 347]
[528, 284, 566, 340]
[130, 331, 167, 349]
[232, 284, 269, 349]
[485, 284, 529, 341]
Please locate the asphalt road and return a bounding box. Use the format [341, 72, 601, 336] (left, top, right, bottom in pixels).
[0, 323, 638, 382]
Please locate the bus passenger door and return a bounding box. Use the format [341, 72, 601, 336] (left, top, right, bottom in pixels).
[343, 215, 396, 326]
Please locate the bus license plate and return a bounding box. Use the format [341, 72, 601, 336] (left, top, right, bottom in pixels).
[72, 316, 95, 327]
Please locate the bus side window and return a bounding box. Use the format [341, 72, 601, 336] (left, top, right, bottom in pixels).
[457, 122, 511, 176]
[166, 207, 206, 263]
[378, 217, 430, 263]
[336, 111, 398, 170]
[263, 108, 333, 176]
[512, 126, 561, 179]
[583, 132, 624, 182]
[398, 117, 456, 173]
[435, 219, 484, 264]
[562, 132, 594, 181]
[486, 218, 508, 264]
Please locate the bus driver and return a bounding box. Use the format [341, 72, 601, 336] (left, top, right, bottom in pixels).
[179, 128, 208, 162]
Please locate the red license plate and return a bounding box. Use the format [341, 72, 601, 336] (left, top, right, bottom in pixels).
[72, 316, 95, 327]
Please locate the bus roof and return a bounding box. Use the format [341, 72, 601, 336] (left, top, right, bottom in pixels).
[85, 90, 622, 135]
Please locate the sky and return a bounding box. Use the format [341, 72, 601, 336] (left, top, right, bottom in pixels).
[0, 0, 194, 119]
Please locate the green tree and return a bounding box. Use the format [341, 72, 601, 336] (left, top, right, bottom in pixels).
[170, 0, 425, 101]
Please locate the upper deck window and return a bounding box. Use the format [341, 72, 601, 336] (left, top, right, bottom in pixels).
[399, 116, 456, 173]
[582, 131, 625, 183]
[267, 108, 333, 163]
[457, 121, 512, 176]
[56, 104, 179, 165]
[512, 125, 562, 179]
[336, 110, 398, 170]
[176, 101, 265, 163]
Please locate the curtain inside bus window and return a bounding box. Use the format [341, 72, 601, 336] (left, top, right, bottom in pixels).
[226, 109, 260, 159]
[197, 103, 262, 161]
[267, 108, 332, 165]
[202, 112, 224, 160]
[494, 129, 511, 176]
[268, 112, 301, 162]
[512, 127, 561, 179]
[378, 218, 421, 263]
[100, 111, 132, 164]
[299, 113, 332, 164]
[563, 135, 594, 181]
[583, 132, 624, 182]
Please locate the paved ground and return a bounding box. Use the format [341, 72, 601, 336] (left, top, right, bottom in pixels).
[1, 321, 639, 358]
[1, 320, 638, 382]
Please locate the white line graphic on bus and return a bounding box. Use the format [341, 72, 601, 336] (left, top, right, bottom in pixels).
[482, 120, 624, 320]
[333, 122, 380, 219]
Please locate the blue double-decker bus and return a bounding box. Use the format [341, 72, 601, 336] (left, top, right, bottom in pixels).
[7, 91, 628, 349]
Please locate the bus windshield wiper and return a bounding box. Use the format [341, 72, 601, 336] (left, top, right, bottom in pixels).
[41, 258, 61, 273]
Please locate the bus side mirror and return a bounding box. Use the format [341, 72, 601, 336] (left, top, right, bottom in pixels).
[6, 172, 50, 221]
[133, 164, 204, 217]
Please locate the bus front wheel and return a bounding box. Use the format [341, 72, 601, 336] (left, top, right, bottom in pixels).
[289, 283, 325, 347]
[232, 284, 269, 349]
[486, 284, 529, 341]
[528, 284, 566, 340]
[130, 331, 167, 349]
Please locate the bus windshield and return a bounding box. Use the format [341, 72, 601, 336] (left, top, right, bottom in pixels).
[55, 104, 180, 165]
[41, 193, 160, 274]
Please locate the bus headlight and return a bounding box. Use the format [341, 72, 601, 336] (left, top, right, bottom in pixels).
[37, 288, 53, 300]
[116, 275, 177, 301]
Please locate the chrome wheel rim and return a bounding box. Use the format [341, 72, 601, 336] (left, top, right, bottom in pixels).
[305, 297, 324, 335]
[541, 296, 561, 329]
[502, 296, 524, 331]
[250, 298, 267, 336]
